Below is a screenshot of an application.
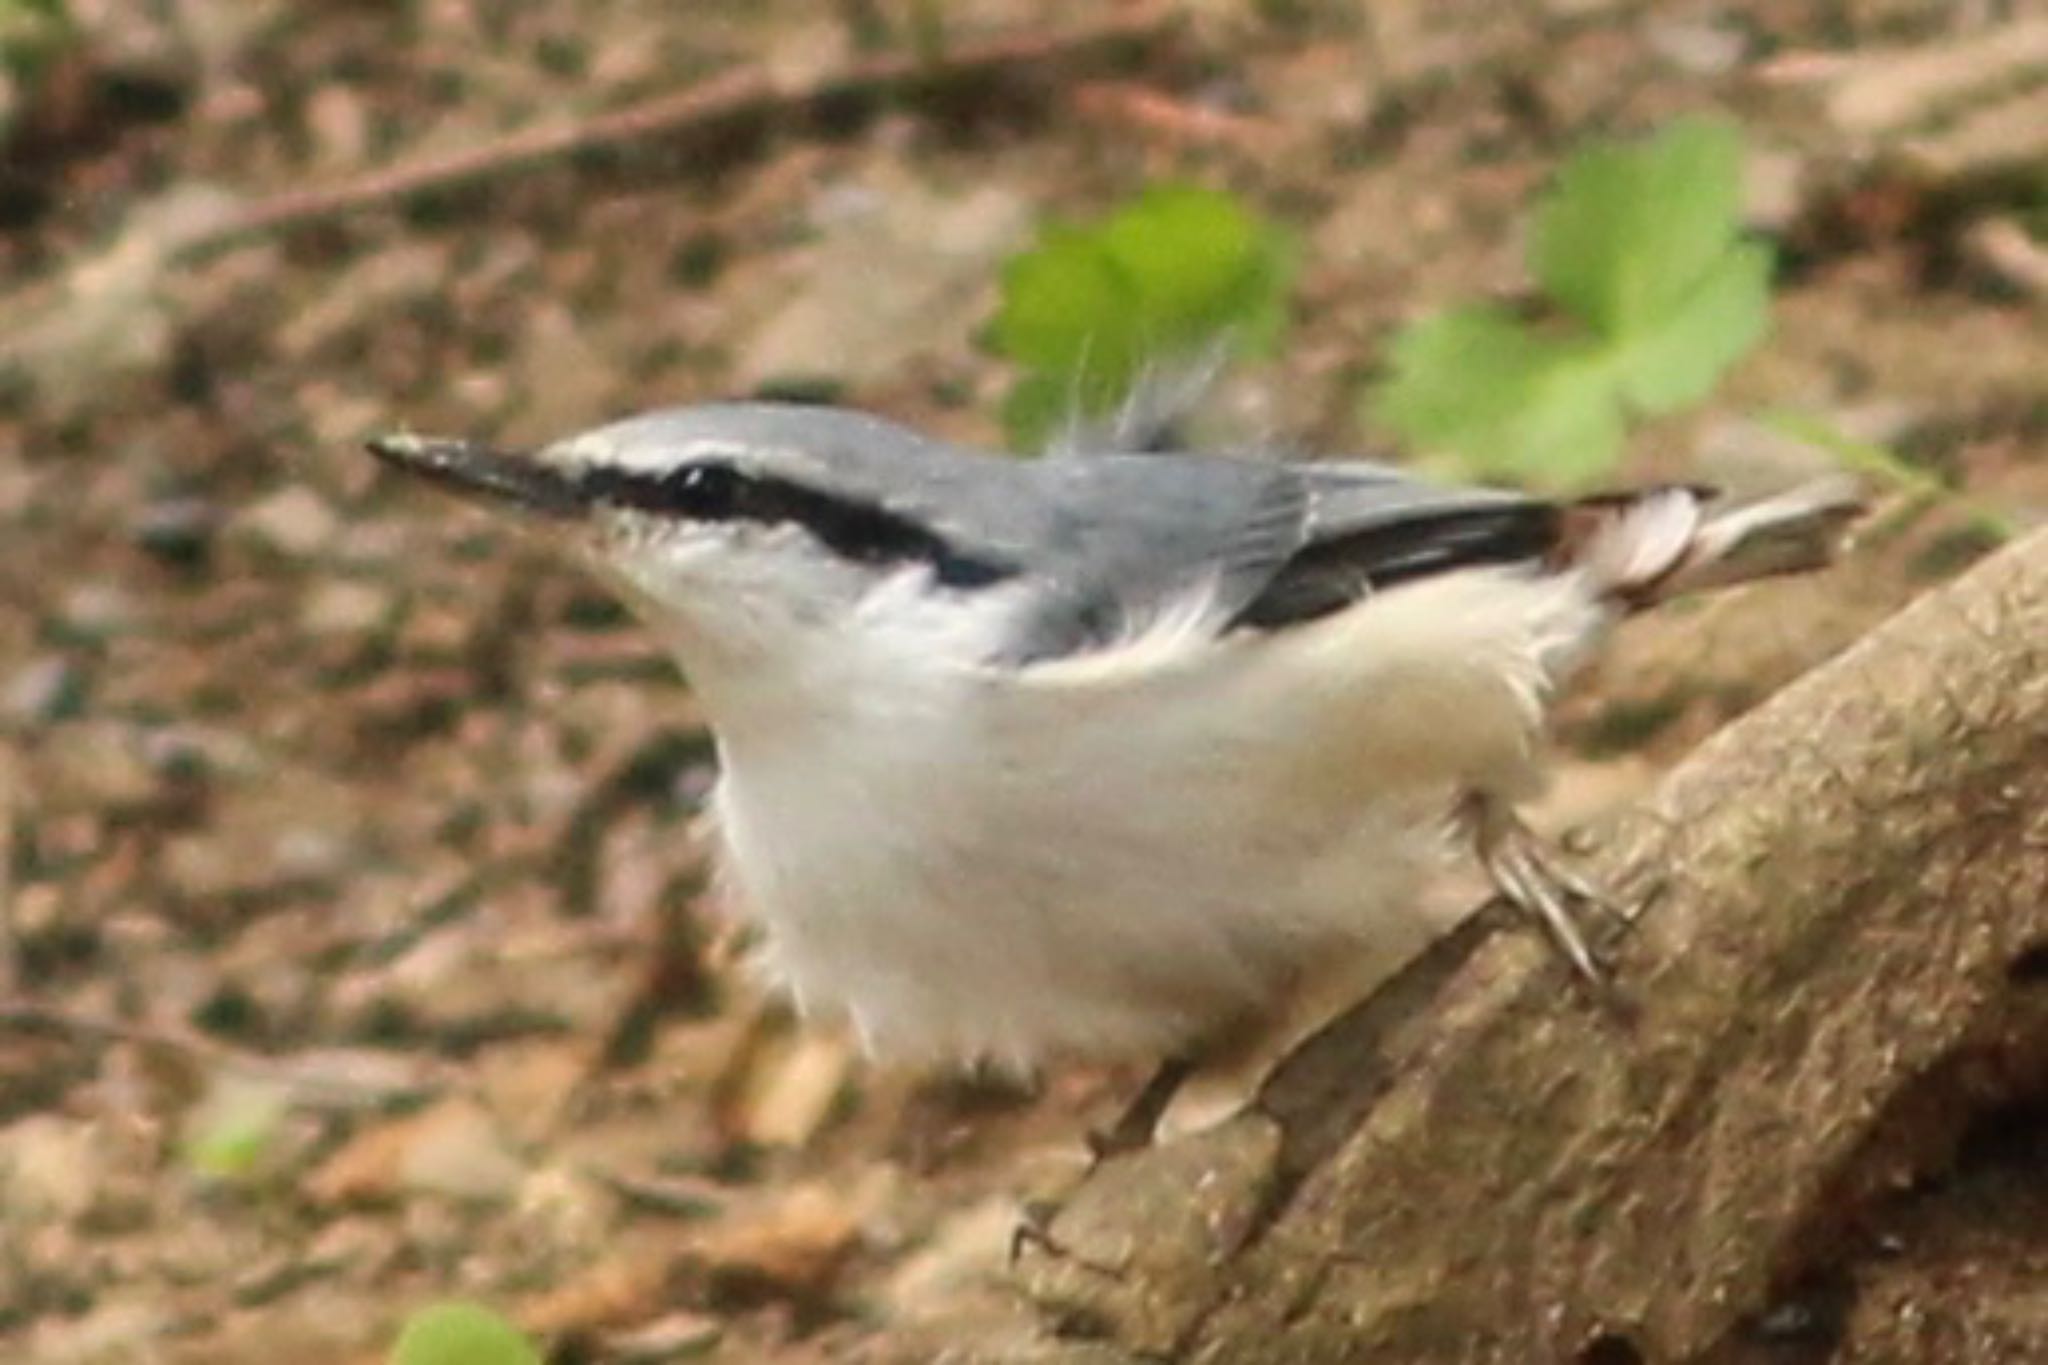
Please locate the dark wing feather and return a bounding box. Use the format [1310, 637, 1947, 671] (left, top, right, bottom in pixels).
[1232, 463, 1559, 629]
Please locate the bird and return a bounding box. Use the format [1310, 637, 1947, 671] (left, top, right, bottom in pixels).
[366, 402, 1860, 1151]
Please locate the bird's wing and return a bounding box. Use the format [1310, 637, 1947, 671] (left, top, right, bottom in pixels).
[1004, 454, 1559, 659]
[1235, 462, 1558, 628]
[1000, 453, 1308, 661]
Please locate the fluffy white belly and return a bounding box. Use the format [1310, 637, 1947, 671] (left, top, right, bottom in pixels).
[707, 567, 1600, 1071]
[716, 753, 1450, 1070]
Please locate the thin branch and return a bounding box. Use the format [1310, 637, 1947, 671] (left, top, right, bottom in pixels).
[189, 4, 1182, 260]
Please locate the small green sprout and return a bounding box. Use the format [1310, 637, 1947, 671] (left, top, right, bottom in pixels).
[389, 1302, 542, 1365]
[993, 183, 1295, 448]
[1372, 118, 1773, 488]
[1763, 410, 2014, 546]
[180, 1077, 290, 1183]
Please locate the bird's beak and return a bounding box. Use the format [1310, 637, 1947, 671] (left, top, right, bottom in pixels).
[364, 433, 589, 520]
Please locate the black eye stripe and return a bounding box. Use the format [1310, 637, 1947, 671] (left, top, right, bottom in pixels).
[579, 463, 741, 519]
[577, 462, 1017, 590]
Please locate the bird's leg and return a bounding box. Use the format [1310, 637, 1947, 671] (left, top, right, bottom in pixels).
[1010, 1055, 1198, 1270]
[1462, 792, 1627, 990]
[1085, 1054, 1196, 1166]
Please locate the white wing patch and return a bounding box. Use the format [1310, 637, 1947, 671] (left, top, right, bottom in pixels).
[1576, 488, 1704, 594]
[1007, 575, 1232, 686]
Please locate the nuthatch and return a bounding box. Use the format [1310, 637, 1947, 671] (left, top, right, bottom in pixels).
[369, 403, 1859, 1144]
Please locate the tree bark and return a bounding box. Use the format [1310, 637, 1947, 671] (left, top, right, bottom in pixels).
[872, 529, 2048, 1365]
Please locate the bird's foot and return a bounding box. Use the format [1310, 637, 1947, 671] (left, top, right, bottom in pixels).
[1464, 794, 1633, 997]
[1008, 1198, 1124, 1277]
[1008, 1056, 1197, 1273]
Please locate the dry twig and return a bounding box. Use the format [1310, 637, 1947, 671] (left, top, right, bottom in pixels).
[191, 4, 1182, 260]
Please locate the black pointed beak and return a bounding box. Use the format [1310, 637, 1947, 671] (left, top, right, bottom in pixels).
[364, 433, 590, 520]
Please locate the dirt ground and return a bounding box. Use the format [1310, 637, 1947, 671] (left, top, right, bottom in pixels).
[1, 2, 2043, 1362]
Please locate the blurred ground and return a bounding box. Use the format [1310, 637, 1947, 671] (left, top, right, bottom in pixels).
[0, 2, 2042, 1362]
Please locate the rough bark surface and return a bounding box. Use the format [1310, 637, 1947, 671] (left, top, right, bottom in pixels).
[873, 530, 2048, 1365]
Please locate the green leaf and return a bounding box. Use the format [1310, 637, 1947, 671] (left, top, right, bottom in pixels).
[1371, 307, 1628, 486]
[1371, 118, 1773, 489]
[1101, 185, 1293, 355]
[1532, 118, 1747, 336]
[993, 184, 1295, 447]
[991, 225, 1131, 372]
[1609, 238, 1772, 413]
[1370, 307, 1563, 445]
[1481, 356, 1630, 487]
[389, 1303, 542, 1365]
[992, 225, 1143, 445]
[999, 372, 1076, 451]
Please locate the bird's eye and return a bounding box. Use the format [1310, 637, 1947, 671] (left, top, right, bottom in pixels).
[672, 463, 743, 519]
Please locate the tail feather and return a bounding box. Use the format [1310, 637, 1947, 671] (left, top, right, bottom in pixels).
[1568, 477, 1865, 607]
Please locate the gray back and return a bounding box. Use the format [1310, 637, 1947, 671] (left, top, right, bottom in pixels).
[562, 403, 1553, 660]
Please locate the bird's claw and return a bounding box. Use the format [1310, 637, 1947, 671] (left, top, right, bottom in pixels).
[1466, 795, 1633, 995]
[1008, 1199, 1123, 1277]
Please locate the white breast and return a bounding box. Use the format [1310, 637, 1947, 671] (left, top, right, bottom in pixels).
[704, 564, 1607, 1072]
